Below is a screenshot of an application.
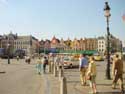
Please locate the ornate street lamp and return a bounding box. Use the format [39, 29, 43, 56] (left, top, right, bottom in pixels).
[104, 2, 111, 79]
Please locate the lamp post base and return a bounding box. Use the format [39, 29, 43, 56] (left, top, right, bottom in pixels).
[8, 57, 10, 64]
[106, 72, 111, 80]
[106, 64, 111, 80]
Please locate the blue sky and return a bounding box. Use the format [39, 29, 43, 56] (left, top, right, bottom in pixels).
[0, 0, 125, 43]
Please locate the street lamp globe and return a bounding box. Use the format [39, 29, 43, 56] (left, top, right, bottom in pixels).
[104, 2, 111, 17]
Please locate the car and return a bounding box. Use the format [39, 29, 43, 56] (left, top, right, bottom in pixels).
[94, 55, 104, 61]
[63, 57, 73, 68]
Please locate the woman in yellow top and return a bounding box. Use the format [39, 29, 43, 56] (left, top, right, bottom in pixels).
[87, 56, 97, 94]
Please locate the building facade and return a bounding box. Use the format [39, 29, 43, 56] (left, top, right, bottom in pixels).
[14, 35, 38, 55]
[85, 38, 98, 51]
[98, 37, 106, 54]
[0, 33, 17, 54]
[0, 32, 38, 56]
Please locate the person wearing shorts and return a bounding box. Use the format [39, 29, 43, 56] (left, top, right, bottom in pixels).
[87, 56, 97, 94]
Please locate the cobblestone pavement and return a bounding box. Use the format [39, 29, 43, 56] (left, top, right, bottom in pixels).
[63, 60, 125, 94]
[0, 59, 125, 94]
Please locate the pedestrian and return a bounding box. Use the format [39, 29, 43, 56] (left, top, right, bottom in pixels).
[16, 55, 19, 61]
[43, 56, 48, 73]
[86, 56, 97, 94]
[27, 56, 31, 64]
[79, 54, 88, 86]
[25, 56, 31, 64]
[55, 55, 60, 71]
[36, 56, 42, 75]
[112, 54, 124, 93]
[59, 55, 64, 70]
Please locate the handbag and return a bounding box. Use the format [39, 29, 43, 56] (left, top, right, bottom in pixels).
[86, 75, 91, 80]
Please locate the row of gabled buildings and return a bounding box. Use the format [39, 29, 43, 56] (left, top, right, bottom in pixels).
[0, 32, 122, 56]
[40, 35, 122, 55]
[40, 36, 97, 52]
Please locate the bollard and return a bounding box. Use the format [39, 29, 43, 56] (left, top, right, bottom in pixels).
[48, 62, 51, 73]
[57, 65, 59, 71]
[53, 65, 58, 77]
[51, 62, 54, 74]
[59, 68, 63, 80]
[60, 77, 67, 94]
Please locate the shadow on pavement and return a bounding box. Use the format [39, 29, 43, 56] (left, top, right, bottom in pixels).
[67, 80, 80, 83]
[97, 91, 124, 94]
[0, 71, 6, 74]
[96, 84, 112, 86]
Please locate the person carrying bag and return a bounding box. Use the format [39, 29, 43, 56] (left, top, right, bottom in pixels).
[86, 56, 97, 94]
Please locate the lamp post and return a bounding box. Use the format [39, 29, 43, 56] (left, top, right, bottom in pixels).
[7, 43, 10, 64]
[121, 41, 123, 59]
[104, 2, 111, 79]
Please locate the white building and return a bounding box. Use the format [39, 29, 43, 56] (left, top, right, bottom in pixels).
[97, 35, 122, 55]
[97, 37, 106, 54]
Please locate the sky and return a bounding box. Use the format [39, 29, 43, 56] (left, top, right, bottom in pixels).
[0, 0, 125, 43]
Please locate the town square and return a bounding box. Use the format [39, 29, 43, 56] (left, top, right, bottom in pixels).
[0, 0, 125, 94]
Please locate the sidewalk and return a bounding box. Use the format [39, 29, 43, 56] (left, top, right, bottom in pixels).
[64, 61, 125, 94]
[40, 73, 60, 94]
[41, 61, 125, 94]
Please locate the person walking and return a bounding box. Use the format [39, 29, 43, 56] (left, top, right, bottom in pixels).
[86, 56, 97, 94]
[36, 56, 42, 75]
[55, 55, 60, 71]
[43, 56, 48, 73]
[79, 54, 88, 86]
[59, 55, 64, 70]
[112, 54, 124, 93]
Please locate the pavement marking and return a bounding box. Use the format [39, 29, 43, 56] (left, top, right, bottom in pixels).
[43, 74, 51, 94]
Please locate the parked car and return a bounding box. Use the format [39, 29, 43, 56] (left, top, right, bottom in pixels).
[63, 57, 73, 68]
[94, 55, 104, 61]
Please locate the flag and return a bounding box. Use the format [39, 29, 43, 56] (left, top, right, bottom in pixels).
[122, 12, 125, 21]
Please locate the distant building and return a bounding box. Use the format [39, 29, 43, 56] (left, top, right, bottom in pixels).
[85, 38, 98, 51]
[69, 37, 97, 51]
[0, 32, 38, 56]
[60, 38, 67, 50]
[51, 36, 60, 49]
[97, 35, 122, 55]
[39, 39, 45, 52]
[97, 37, 106, 54]
[0, 32, 17, 54]
[44, 39, 51, 51]
[64, 38, 72, 50]
[110, 34, 122, 52]
[79, 38, 86, 50]
[0, 35, 3, 48]
[14, 35, 38, 55]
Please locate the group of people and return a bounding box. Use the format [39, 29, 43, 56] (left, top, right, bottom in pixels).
[36, 56, 48, 74]
[79, 53, 124, 94]
[79, 54, 97, 94]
